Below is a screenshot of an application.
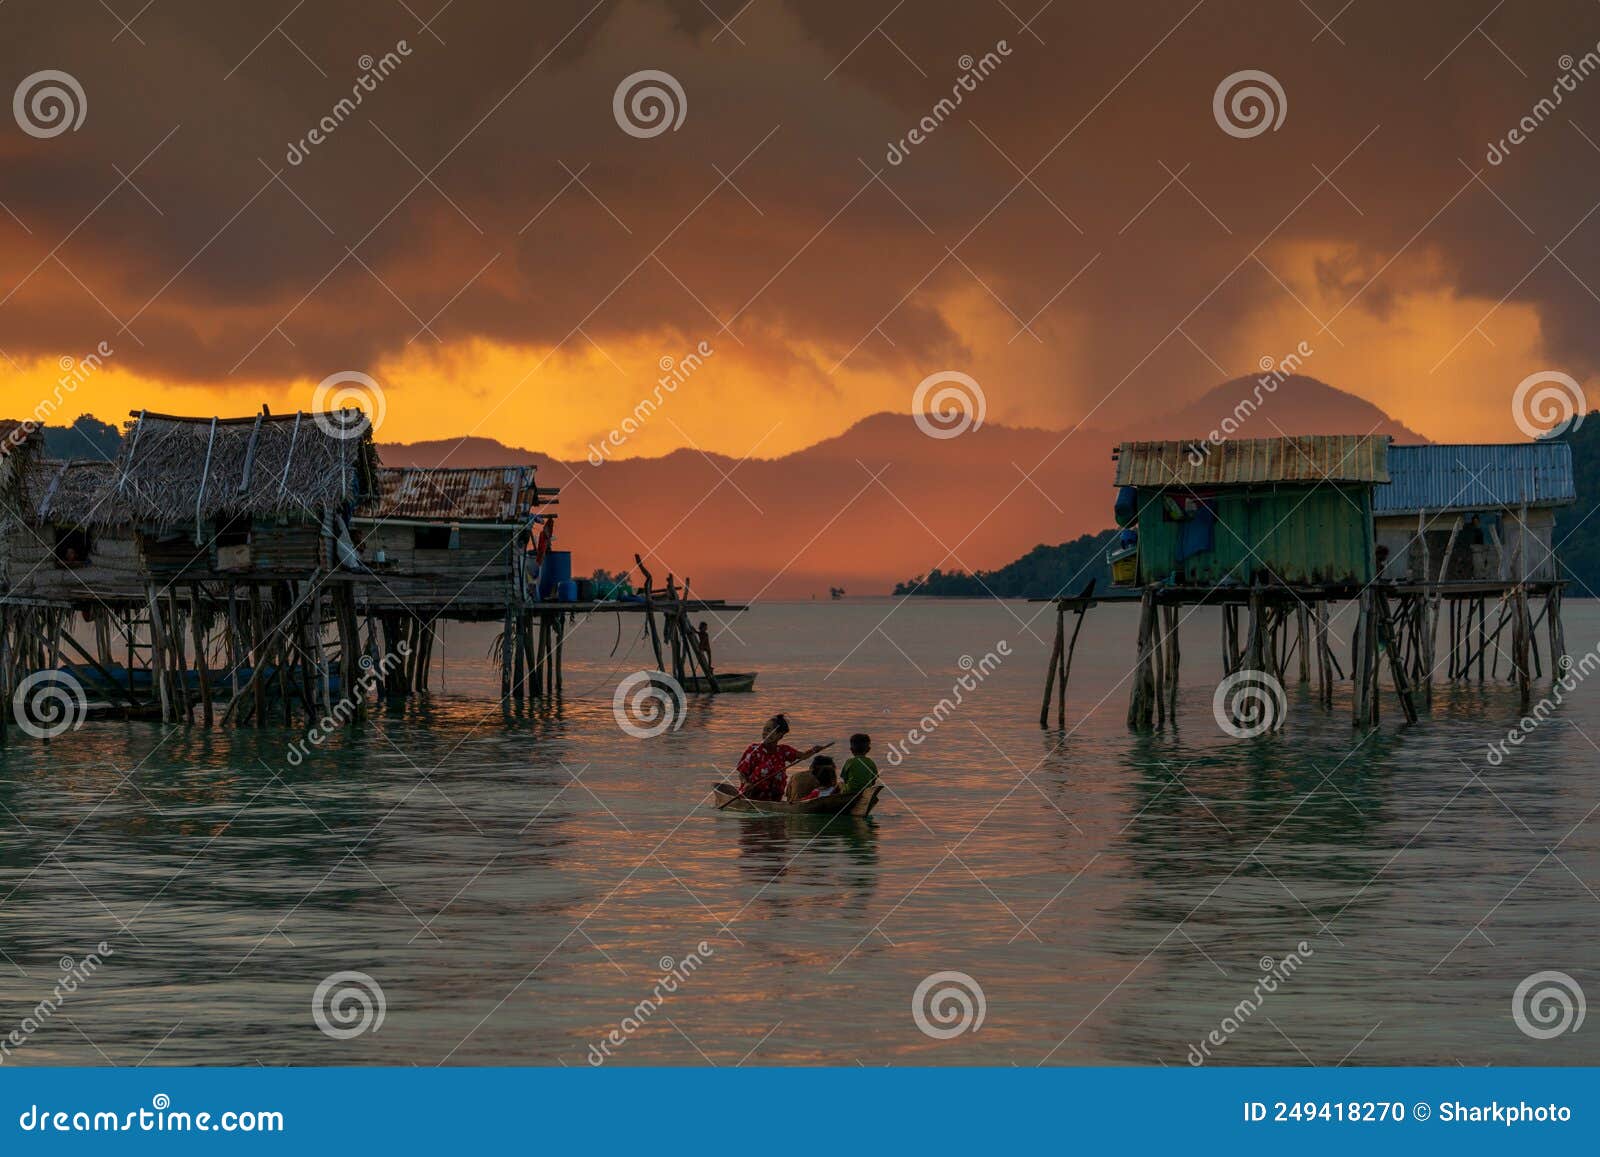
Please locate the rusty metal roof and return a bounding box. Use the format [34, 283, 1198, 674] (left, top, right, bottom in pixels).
[366, 466, 538, 523]
[1113, 435, 1390, 488]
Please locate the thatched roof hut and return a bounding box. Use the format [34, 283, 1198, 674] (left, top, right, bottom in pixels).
[103, 408, 380, 529]
[4, 460, 146, 601]
[0, 419, 44, 503]
[25, 458, 118, 528]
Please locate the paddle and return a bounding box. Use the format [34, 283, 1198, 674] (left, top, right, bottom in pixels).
[716, 741, 834, 809]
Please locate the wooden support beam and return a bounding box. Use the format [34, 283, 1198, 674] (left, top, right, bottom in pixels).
[191, 585, 212, 727]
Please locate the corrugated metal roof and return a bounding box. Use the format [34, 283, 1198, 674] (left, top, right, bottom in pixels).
[366, 466, 537, 523]
[1114, 435, 1390, 488]
[1373, 442, 1575, 514]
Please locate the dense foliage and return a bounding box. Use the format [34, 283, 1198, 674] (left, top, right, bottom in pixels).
[893, 530, 1116, 598]
[1553, 416, 1600, 597]
[41, 414, 123, 462]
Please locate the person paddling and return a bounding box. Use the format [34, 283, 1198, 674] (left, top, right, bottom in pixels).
[735, 714, 828, 801]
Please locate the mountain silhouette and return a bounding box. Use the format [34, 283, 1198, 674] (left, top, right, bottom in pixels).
[379, 376, 1426, 597]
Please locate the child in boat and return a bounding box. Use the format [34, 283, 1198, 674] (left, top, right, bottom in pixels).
[802, 759, 840, 801]
[840, 733, 878, 793]
[785, 753, 833, 802]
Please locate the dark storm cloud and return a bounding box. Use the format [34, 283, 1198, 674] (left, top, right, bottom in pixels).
[1, 0, 1599, 414]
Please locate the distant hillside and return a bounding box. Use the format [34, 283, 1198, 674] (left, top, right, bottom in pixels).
[1553, 415, 1600, 596]
[41, 415, 122, 461]
[19, 375, 1425, 597]
[892, 531, 1116, 598]
[376, 375, 1427, 596]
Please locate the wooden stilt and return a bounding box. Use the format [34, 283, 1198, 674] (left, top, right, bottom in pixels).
[1126, 588, 1158, 731]
[191, 584, 212, 727]
[1165, 604, 1180, 720]
[1041, 605, 1063, 729]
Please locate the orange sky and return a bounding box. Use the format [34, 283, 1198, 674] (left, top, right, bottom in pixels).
[3, 1, 1597, 462]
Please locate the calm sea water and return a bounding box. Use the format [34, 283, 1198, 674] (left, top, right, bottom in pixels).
[1, 598, 1596, 1067]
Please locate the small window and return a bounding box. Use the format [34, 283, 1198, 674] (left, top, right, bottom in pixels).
[415, 526, 456, 550]
[215, 514, 252, 548]
[52, 527, 91, 568]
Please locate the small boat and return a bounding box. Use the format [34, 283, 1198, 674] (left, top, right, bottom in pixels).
[654, 671, 758, 693]
[684, 672, 756, 693]
[710, 782, 883, 817]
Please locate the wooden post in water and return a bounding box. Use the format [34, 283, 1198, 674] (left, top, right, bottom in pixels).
[1296, 604, 1311, 684]
[191, 584, 212, 727]
[1151, 603, 1167, 729]
[1042, 600, 1066, 729]
[1375, 594, 1418, 723]
[1126, 587, 1157, 731]
[1548, 588, 1565, 674]
[145, 585, 171, 723]
[1351, 590, 1369, 727]
[1171, 601, 1184, 720]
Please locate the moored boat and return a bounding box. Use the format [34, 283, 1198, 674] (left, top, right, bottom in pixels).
[684, 672, 756, 693]
[654, 671, 757, 693]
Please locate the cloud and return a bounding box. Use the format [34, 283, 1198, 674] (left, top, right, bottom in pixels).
[1, 0, 1598, 452]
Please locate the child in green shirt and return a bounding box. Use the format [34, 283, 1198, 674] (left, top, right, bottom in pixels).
[840, 733, 879, 793]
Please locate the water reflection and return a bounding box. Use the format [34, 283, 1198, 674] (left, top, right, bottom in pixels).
[2, 604, 1597, 1066]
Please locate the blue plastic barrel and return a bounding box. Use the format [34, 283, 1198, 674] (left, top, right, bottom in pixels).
[557, 579, 579, 602]
[539, 550, 573, 599]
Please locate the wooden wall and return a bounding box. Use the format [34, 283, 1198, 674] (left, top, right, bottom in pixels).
[5, 525, 147, 600]
[356, 524, 520, 610]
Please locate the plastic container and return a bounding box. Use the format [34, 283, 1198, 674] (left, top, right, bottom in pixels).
[539, 550, 573, 599]
[557, 579, 578, 602]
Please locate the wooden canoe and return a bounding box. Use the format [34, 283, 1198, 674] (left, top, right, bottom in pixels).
[681, 672, 757, 693]
[711, 782, 882, 817]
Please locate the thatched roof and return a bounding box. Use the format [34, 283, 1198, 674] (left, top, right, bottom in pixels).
[101, 409, 379, 528]
[0, 419, 42, 458]
[22, 459, 118, 527]
[0, 420, 44, 500]
[360, 466, 540, 524]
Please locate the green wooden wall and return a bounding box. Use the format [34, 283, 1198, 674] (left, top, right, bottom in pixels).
[1134, 484, 1375, 586]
